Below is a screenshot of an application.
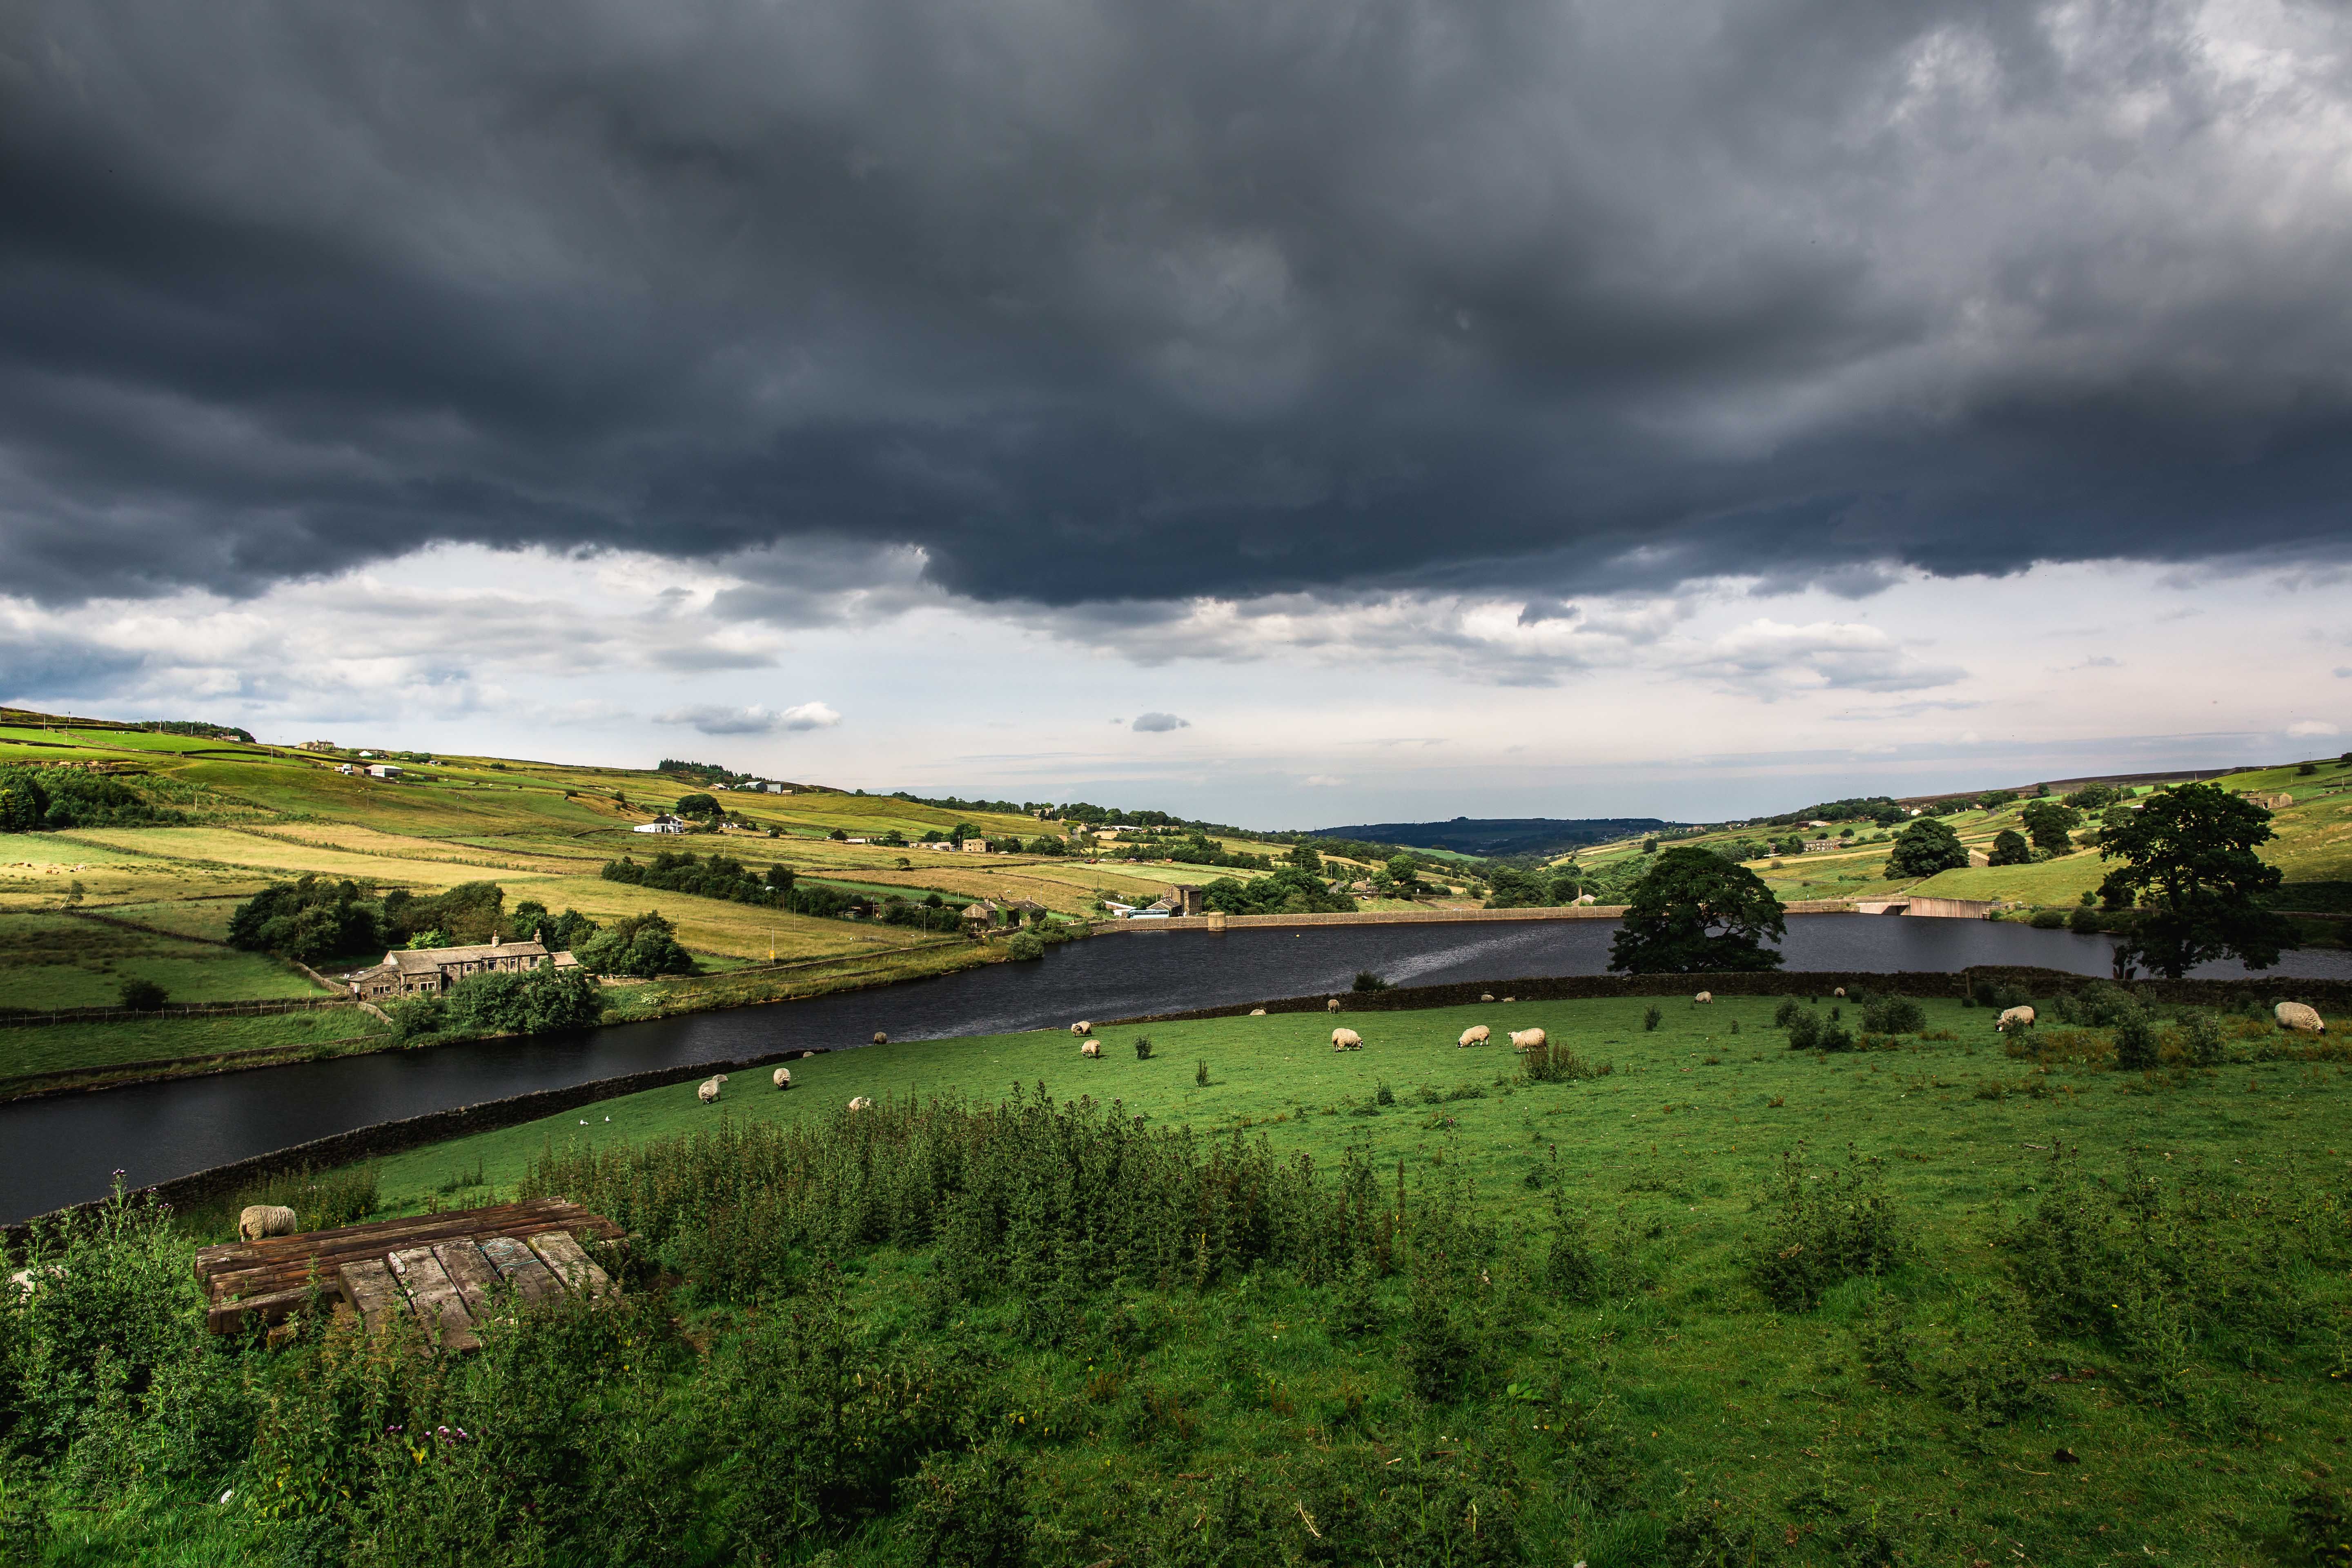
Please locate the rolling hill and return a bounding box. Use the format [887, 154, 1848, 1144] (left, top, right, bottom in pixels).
[1304, 815, 1673, 858]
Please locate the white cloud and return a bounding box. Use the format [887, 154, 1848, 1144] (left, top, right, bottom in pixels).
[1301, 774, 1345, 786]
[1131, 712, 1189, 733]
[2287, 720, 2340, 737]
[656, 700, 841, 736]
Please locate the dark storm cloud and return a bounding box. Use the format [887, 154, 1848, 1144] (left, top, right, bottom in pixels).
[6, 0, 2352, 609]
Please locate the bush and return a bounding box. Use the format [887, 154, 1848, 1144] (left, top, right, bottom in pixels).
[2181, 1013, 2227, 1068]
[1747, 1145, 1907, 1312]
[2029, 908, 2067, 929]
[1133, 1036, 1153, 1060]
[1351, 970, 1392, 992]
[2113, 1012, 2159, 1071]
[1521, 1042, 1612, 1084]
[1006, 931, 1045, 961]
[576, 911, 695, 977]
[1772, 998, 1802, 1029]
[439, 967, 606, 1038]
[1642, 1006, 1662, 1031]
[1860, 996, 1925, 1035]
[227, 874, 387, 962]
[1785, 1009, 1822, 1050]
[387, 993, 446, 1040]
[117, 978, 168, 1011]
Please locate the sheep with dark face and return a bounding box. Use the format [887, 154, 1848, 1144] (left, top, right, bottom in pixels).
[1995, 1007, 2036, 1033]
[1458, 1025, 1490, 1047]
[1071, 1020, 1093, 1036]
[698, 1074, 729, 1104]
[1080, 1040, 1101, 1058]
[772, 1067, 793, 1089]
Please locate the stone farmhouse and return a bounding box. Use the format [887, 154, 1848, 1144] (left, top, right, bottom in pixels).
[351, 933, 580, 1002]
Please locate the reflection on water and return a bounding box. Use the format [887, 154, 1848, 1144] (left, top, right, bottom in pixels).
[2, 915, 2343, 1221]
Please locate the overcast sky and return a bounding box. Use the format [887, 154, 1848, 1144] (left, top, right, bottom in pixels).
[3, 0, 2348, 824]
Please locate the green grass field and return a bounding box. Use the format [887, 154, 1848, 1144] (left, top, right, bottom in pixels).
[0, 911, 325, 1010]
[0, 1006, 389, 1083]
[24, 984, 2349, 1565]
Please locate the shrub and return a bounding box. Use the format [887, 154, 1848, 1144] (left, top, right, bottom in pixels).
[1861, 996, 1926, 1034]
[1196, 1059, 1210, 1087]
[2113, 1013, 2159, 1071]
[1785, 1009, 1822, 1050]
[1133, 1036, 1153, 1060]
[2068, 905, 2105, 933]
[439, 967, 606, 1038]
[1818, 1021, 1855, 1053]
[898, 1446, 1035, 1568]
[1351, 970, 1392, 992]
[1006, 931, 1045, 961]
[1521, 1042, 1612, 1084]
[1746, 1145, 1907, 1312]
[2029, 908, 2067, 929]
[387, 993, 447, 1041]
[1772, 998, 1802, 1029]
[1642, 1006, 1662, 1031]
[2181, 1013, 2227, 1068]
[117, 978, 168, 1011]
[575, 911, 695, 977]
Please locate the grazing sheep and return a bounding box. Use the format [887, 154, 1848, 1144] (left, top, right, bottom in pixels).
[2276, 1001, 2327, 1034]
[848, 1096, 873, 1112]
[1331, 1027, 1363, 1051]
[1326, 997, 1341, 1012]
[1501, 996, 1516, 1003]
[1480, 993, 1494, 1002]
[1080, 1040, 1101, 1058]
[1832, 987, 1846, 999]
[1071, 1020, 1093, 1036]
[1458, 1025, 1491, 1048]
[1995, 1006, 2036, 1033]
[1693, 991, 1713, 1004]
[238, 1205, 298, 1243]
[1248, 1008, 1267, 1016]
[872, 1031, 889, 1045]
[1508, 1028, 1546, 1052]
[772, 1067, 793, 1090]
[697, 1074, 728, 1104]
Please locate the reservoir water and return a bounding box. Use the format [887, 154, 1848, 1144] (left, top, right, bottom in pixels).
[4, 915, 2345, 1222]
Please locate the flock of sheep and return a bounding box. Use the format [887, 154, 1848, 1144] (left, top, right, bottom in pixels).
[683, 992, 2332, 1112]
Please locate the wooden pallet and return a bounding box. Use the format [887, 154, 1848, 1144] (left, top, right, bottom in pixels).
[194, 1198, 624, 1348]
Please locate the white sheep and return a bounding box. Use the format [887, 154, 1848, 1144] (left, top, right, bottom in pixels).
[772, 1067, 793, 1090]
[238, 1205, 297, 1243]
[2276, 1001, 2327, 1034]
[1331, 1027, 1363, 1051]
[1501, 996, 1516, 1003]
[1458, 1025, 1490, 1047]
[1071, 1020, 1093, 1036]
[1480, 993, 1494, 1002]
[1832, 987, 1846, 999]
[1248, 1008, 1267, 1016]
[872, 1031, 889, 1045]
[697, 1074, 728, 1104]
[1995, 1006, 2035, 1033]
[1508, 1028, 1546, 1052]
[1080, 1040, 1101, 1058]
[1326, 997, 1341, 1012]
[1693, 991, 1713, 1004]
[847, 1096, 873, 1111]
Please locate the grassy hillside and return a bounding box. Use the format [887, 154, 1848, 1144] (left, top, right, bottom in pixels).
[21, 985, 2350, 1564]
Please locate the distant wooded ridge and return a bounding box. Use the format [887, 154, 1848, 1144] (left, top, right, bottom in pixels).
[1301, 816, 1674, 857]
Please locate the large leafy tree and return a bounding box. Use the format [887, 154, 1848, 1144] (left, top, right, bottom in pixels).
[1885, 817, 1969, 879]
[1987, 829, 2032, 866]
[1607, 847, 1787, 973]
[2019, 799, 2080, 854]
[2095, 784, 2298, 978]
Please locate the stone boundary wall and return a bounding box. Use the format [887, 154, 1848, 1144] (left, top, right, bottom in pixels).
[3, 1045, 835, 1247]
[1094, 900, 1863, 934]
[0, 998, 356, 1029]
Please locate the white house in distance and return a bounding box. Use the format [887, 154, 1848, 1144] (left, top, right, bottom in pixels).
[633, 814, 686, 835]
[367, 764, 401, 779]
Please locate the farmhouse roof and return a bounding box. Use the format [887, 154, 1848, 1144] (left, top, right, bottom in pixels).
[383, 937, 550, 974]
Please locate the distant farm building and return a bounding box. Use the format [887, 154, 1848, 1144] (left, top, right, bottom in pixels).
[961, 839, 990, 854]
[351, 934, 578, 1002]
[2243, 791, 2294, 811]
[298, 740, 338, 753]
[366, 764, 401, 779]
[633, 815, 686, 835]
[1802, 839, 1836, 854]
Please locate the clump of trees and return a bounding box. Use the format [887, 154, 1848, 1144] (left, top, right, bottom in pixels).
[1607, 846, 1786, 973]
[1885, 817, 1969, 879]
[394, 965, 607, 1040]
[1482, 865, 1584, 909]
[1987, 829, 2032, 866]
[1197, 866, 1357, 916]
[0, 767, 185, 833]
[575, 911, 696, 977]
[2020, 800, 2080, 854]
[602, 851, 788, 908]
[229, 879, 596, 964]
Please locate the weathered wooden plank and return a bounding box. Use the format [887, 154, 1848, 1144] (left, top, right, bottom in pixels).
[478, 1235, 565, 1305]
[387, 1247, 480, 1352]
[194, 1200, 611, 1284]
[337, 1257, 409, 1336]
[526, 1231, 612, 1298]
[206, 1211, 623, 1302]
[431, 1239, 502, 1319]
[205, 1282, 333, 1335]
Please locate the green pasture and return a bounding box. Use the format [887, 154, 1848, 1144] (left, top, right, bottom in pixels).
[0, 1006, 388, 1084]
[0, 911, 323, 1010]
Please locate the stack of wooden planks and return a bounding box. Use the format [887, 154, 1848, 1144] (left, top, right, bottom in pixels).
[194, 1197, 625, 1351]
